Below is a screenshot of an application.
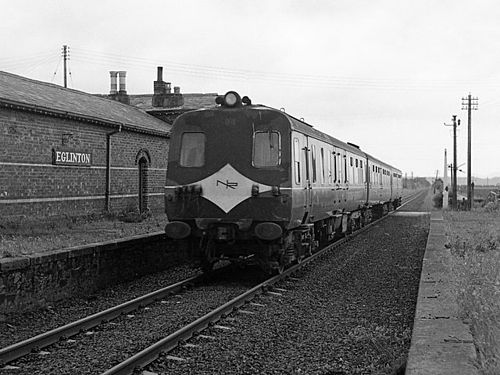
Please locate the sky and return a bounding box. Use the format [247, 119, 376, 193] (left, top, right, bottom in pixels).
[2, 0, 500, 179]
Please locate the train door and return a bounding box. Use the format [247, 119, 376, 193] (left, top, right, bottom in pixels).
[292, 132, 312, 224]
[303, 136, 313, 222]
[365, 157, 370, 203]
[390, 171, 394, 200]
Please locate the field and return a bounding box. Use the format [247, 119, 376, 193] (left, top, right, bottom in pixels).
[444, 203, 500, 374]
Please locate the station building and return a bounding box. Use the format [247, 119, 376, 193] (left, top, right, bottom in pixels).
[0, 70, 215, 220]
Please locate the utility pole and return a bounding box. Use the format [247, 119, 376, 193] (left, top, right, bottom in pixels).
[461, 94, 478, 210]
[62, 45, 69, 88]
[444, 115, 460, 209]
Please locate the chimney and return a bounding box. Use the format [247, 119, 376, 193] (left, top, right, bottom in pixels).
[108, 71, 130, 105]
[154, 66, 167, 95]
[152, 66, 183, 108]
[109, 71, 118, 94]
[118, 71, 127, 93]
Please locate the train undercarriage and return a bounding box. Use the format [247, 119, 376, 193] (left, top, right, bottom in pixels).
[179, 198, 401, 275]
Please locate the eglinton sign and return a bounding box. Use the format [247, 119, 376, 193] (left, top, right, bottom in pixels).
[52, 149, 92, 166]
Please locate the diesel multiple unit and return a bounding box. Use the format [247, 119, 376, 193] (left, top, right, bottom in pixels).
[165, 91, 402, 273]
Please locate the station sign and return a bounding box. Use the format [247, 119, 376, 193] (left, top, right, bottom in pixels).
[52, 148, 92, 166]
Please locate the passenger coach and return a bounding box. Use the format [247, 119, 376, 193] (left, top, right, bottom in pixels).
[165, 91, 402, 273]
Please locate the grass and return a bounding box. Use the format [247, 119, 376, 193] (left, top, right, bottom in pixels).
[0, 212, 168, 259]
[444, 203, 500, 375]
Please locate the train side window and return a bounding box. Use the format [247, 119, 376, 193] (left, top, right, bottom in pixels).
[180, 132, 205, 167]
[329, 151, 333, 184]
[253, 130, 281, 167]
[293, 138, 301, 184]
[344, 155, 348, 183]
[332, 152, 337, 183]
[311, 145, 317, 183]
[320, 148, 325, 183]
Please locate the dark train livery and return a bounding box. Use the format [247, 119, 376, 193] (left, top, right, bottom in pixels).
[165, 91, 402, 273]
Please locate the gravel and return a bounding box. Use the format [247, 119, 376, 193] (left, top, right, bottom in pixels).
[145, 190, 431, 374]
[1, 189, 432, 374]
[0, 264, 201, 349]
[1, 265, 267, 374]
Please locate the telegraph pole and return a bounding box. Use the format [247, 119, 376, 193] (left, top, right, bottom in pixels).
[444, 115, 460, 209]
[461, 94, 478, 210]
[62, 45, 69, 88]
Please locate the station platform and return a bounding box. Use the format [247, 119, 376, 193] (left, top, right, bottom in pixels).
[405, 210, 479, 374]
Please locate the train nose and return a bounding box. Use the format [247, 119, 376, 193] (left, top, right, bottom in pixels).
[165, 221, 191, 239]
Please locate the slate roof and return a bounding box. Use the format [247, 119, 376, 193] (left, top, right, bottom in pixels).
[129, 93, 218, 111]
[0, 71, 171, 136]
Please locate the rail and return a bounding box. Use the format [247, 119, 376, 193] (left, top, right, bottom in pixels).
[101, 191, 423, 375]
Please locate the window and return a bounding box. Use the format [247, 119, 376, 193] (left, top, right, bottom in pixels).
[180, 132, 205, 167]
[320, 148, 325, 183]
[350, 157, 353, 167]
[293, 138, 301, 184]
[253, 130, 281, 167]
[344, 155, 348, 183]
[328, 151, 333, 184]
[355, 159, 358, 168]
[311, 145, 317, 182]
[333, 152, 337, 182]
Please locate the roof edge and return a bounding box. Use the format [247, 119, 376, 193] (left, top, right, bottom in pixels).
[0, 98, 170, 138]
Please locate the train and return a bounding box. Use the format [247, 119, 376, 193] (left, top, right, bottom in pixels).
[164, 91, 403, 274]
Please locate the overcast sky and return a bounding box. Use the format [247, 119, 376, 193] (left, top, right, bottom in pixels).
[2, 0, 500, 179]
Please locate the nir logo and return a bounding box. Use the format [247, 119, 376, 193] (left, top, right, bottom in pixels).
[216, 180, 238, 189]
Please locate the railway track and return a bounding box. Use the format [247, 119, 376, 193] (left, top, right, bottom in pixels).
[0, 191, 424, 374]
[103, 191, 424, 375]
[0, 274, 205, 365]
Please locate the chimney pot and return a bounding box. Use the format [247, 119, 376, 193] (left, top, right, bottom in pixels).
[109, 71, 118, 94]
[118, 71, 127, 93]
[174, 86, 180, 94]
[157, 66, 163, 82]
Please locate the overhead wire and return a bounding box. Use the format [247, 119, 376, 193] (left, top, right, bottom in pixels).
[4, 47, 500, 93]
[70, 47, 500, 91]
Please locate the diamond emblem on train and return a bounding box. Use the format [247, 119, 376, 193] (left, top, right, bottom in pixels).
[197, 163, 272, 213]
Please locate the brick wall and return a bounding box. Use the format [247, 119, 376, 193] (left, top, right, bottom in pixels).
[0, 234, 191, 314]
[0, 108, 170, 219]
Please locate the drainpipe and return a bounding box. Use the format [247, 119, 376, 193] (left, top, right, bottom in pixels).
[105, 124, 122, 213]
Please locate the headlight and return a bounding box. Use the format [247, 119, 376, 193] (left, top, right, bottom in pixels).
[224, 91, 241, 107]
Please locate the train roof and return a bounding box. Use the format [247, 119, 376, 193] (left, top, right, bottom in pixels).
[177, 102, 400, 173]
[266, 105, 401, 173]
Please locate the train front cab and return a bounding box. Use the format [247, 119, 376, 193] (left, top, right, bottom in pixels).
[164, 98, 296, 272]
